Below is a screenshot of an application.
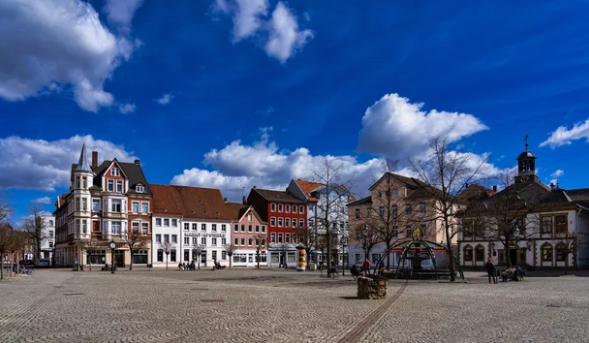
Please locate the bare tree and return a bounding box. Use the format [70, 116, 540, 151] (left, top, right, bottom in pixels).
[409, 138, 488, 282]
[159, 242, 173, 270]
[555, 232, 576, 275]
[9, 230, 28, 277]
[311, 158, 353, 277]
[82, 236, 101, 272]
[191, 242, 204, 270]
[253, 233, 266, 269]
[223, 244, 237, 269]
[121, 227, 149, 271]
[22, 203, 49, 262]
[0, 224, 14, 279]
[0, 192, 11, 225]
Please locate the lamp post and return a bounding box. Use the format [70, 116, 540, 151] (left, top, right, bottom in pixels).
[362, 226, 369, 261]
[341, 236, 347, 276]
[109, 240, 116, 274]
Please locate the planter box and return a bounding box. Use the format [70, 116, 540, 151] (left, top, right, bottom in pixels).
[357, 276, 387, 299]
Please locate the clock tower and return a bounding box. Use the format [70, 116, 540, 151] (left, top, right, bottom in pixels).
[515, 135, 539, 184]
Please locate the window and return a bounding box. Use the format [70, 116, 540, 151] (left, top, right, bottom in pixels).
[136, 185, 144, 193]
[157, 249, 163, 262]
[270, 217, 276, 226]
[141, 202, 148, 214]
[355, 209, 360, 219]
[248, 238, 253, 246]
[76, 198, 80, 211]
[132, 202, 139, 214]
[111, 221, 122, 234]
[212, 238, 217, 246]
[234, 224, 238, 232]
[464, 245, 473, 262]
[246, 225, 251, 233]
[241, 238, 245, 246]
[163, 219, 170, 227]
[285, 233, 291, 243]
[475, 245, 484, 262]
[212, 224, 217, 232]
[132, 222, 139, 233]
[420, 202, 426, 214]
[111, 199, 122, 212]
[405, 225, 411, 237]
[285, 218, 290, 228]
[262, 226, 266, 233]
[241, 225, 245, 232]
[107, 180, 114, 192]
[156, 218, 162, 226]
[171, 235, 177, 243]
[278, 218, 283, 227]
[116, 180, 123, 192]
[420, 224, 427, 238]
[278, 233, 283, 243]
[255, 225, 260, 232]
[405, 204, 412, 215]
[111, 168, 119, 176]
[92, 199, 100, 212]
[556, 243, 567, 261]
[234, 238, 239, 245]
[201, 237, 206, 245]
[222, 238, 226, 245]
[541, 243, 553, 262]
[82, 176, 87, 189]
[394, 189, 400, 197]
[271, 233, 276, 243]
[184, 223, 189, 231]
[286, 204, 290, 213]
[142, 223, 148, 235]
[292, 219, 297, 228]
[271, 203, 276, 212]
[170, 249, 176, 262]
[555, 215, 567, 234]
[222, 251, 227, 260]
[49, 230, 54, 237]
[299, 219, 304, 228]
[278, 204, 283, 212]
[76, 176, 80, 189]
[171, 219, 178, 227]
[82, 198, 87, 211]
[49, 242, 53, 248]
[192, 223, 197, 231]
[299, 205, 304, 214]
[379, 206, 384, 217]
[192, 237, 197, 245]
[221, 224, 226, 232]
[82, 220, 87, 234]
[164, 234, 169, 243]
[201, 223, 206, 231]
[156, 234, 161, 243]
[393, 225, 398, 238]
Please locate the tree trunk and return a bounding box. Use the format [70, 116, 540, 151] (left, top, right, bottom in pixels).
[256, 252, 260, 269]
[326, 231, 332, 277]
[1, 255, 4, 280]
[228, 256, 231, 269]
[166, 255, 169, 271]
[444, 218, 456, 282]
[564, 254, 568, 275]
[129, 252, 134, 271]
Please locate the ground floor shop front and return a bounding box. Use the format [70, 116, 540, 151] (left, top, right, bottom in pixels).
[54, 243, 151, 269]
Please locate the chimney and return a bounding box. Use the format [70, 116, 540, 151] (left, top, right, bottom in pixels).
[492, 185, 497, 193]
[92, 151, 98, 170]
[223, 197, 227, 203]
[242, 196, 247, 205]
[134, 159, 140, 165]
[550, 183, 555, 190]
[253, 185, 257, 189]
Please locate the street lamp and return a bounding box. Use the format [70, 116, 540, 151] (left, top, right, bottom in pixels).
[341, 236, 348, 276]
[109, 240, 116, 274]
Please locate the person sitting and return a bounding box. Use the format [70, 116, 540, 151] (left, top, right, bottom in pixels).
[350, 264, 360, 277]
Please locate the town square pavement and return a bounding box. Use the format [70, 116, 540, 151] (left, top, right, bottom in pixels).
[1, 268, 588, 343]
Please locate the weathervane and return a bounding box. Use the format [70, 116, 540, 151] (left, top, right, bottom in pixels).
[524, 134, 529, 151]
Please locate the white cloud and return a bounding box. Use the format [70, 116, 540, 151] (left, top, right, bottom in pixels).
[118, 103, 137, 114]
[550, 169, 564, 178]
[103, 0, 144, 32]
[171, 131, 385, 201]
[0, 0, 141, 112]
[155, 93, 174, 105]
[264, 2, 314, 63]
[213, 0, 313, 62]
[540, 119, 589, 149]
[358, 93, 488, 160]
[33, 197, 51, 205]
[0, 135, 137, 191]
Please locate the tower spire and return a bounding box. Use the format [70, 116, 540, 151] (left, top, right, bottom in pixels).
[75, 144, 92, 172]
[524, 134, 529, 151]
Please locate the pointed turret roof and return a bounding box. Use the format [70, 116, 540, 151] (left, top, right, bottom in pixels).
[75, 144, 92, 172]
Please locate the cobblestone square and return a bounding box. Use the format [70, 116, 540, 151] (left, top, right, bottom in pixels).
[1, 269, 588, 343]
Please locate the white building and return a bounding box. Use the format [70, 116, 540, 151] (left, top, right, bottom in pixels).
[39, 214, 56, 263]
[150, 184, 234, 268]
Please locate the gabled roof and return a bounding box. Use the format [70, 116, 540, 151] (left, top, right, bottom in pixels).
[369, 172, 425, 191]
[456, 184, 495, 203]
[225, 202, 248, 220]
[347, 196, 372, 207]
[86, 160, 151, 195]
[251, 188, 304, 204]
[294, 179, 324, 201]
[150, 184, 234, 220]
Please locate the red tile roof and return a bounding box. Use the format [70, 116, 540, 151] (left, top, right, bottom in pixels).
[294, 179, 324, 201]
[150, 184, 237, 220]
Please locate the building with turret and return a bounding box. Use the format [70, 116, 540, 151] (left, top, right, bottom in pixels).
[54, 145, 152, 268]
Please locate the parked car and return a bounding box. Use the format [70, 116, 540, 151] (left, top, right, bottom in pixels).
[35, 259, 50, 267]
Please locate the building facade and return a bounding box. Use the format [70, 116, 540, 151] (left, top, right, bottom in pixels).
[54, 145, 153, 268]
[230, 205, 268, 267]
[38, 214, 56, 263]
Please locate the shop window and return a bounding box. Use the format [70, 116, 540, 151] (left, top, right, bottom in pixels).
[475, 245, 484, 262]
[463, 245, 473, 262]
[541, 243, 553, 262]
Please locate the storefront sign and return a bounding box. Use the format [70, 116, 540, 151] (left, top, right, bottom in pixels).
[184, 232, 226, 238]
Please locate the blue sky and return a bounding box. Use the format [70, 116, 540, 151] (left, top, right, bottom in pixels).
[1, 0, 588, 224]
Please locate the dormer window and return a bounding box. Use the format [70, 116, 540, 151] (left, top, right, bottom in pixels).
[136, 185, 144, 193]
[111, 168, 119, 176]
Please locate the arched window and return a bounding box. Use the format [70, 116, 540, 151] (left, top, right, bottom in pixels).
[555, 243, 567, 262]
[475, 244, 485, 262]
[463, 245, 473, 262]
[541, 243, 553, 262]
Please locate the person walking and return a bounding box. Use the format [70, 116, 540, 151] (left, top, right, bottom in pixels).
[485, 257, 497, 284]
[362, 257, 371, 275]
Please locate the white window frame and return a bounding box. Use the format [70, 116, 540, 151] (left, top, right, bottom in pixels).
[141, 202, 148, 214]
[132, 201, 139, 214]
[278, 218, 283, 227]
[156, 218, 162, 226]
[136, 185, 144, 193]
[107, 180, 114, 192]
[116, 180, 123, 192]
[271, 203, 276, 212]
